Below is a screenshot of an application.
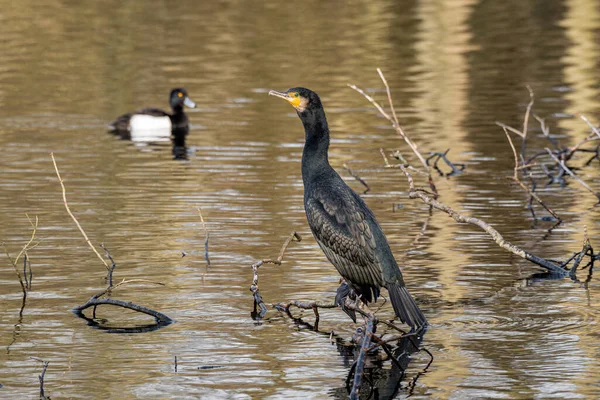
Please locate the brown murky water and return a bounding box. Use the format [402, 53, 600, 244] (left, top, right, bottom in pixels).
[1, 0, 600, 398]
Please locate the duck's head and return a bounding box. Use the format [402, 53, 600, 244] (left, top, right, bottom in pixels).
[268, 87, 322, 115]
[170, 88, 196, 110]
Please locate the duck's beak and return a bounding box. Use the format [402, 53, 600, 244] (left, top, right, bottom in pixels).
[184, 97, 197, 108]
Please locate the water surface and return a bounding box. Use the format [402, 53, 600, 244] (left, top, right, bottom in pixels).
[1, 0, 599, 398]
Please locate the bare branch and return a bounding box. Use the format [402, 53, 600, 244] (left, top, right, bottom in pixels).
[349, 70, 438, 195]
[343, 163, 370, 193]
[197, 207, 211, 267]
[51, 153, 108, 269]
[250, 232, 302, 318]
[349, 316, 374, 400]
[580, 115, 600, 139]
[502, 128, 561, 221]
[398, 164, 567, 275]
[73, 297, 173, 324]
[545, 148, 600, 202]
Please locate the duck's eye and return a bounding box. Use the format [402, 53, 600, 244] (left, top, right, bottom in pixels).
[294, 93, 299, 98]
[177, 92, 183, 98]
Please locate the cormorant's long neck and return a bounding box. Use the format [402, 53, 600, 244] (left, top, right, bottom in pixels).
[301, 107, 332, 184]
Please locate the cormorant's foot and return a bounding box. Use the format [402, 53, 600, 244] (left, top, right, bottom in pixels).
[335, 281, 358, 323]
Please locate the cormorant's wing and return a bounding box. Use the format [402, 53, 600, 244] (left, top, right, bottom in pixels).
[306, 186, 384, 301]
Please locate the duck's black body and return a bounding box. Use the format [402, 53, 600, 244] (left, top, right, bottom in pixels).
[109, 88, 196, 138]
[270, 87, 427, 330]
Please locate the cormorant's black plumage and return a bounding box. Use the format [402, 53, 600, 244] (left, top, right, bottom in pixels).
[270, 87, 427, 330]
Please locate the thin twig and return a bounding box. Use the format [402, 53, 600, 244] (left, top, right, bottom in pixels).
[343, 164, 371, 193]
[51, 153, 108, 269]
[100, 243, 117, 287]
[31, 357, 50, 400]
[545, 148, 600, 202]
[3, 215, 39, 297]
[349, 69, 437, 195]
[521, 85, 534, 160]
[250, 232, 302, 318]
[580, 115, 600, 139]
[197, 208, 211, 267]
[502, 128, 561, 221]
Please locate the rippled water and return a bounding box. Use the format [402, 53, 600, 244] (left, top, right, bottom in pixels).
[1, 0, 599, 399]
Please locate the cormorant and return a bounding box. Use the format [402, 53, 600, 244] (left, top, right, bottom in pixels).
[269, 87, 427, 330]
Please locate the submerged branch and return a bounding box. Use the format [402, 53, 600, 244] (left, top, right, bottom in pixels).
[73, 297, 173, 324]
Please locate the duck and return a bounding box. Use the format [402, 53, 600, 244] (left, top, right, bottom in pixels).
[269, 87, 427, 330]
[109, 88, 196, 141]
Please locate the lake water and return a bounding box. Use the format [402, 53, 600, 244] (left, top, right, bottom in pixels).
[0, 0, 599, 398]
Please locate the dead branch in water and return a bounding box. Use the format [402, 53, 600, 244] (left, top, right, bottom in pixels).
[250, 231, 302, 319]
[545, 148, 600, 203]
[396, 163, 596, 279]
[3, 215, 38, 300]
[51, 153, 173, 330]
[501, 127, 561, 222]
[51, 152, 108, 269]
[197, 207, 211, 267]
[31, 357, 50, 400]
[349, 316, 374, 400]
[350, 69, 446, 196]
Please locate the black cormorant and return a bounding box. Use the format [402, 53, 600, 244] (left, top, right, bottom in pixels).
[269, 87, 427, 330]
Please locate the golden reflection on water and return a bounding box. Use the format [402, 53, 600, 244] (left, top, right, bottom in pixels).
[0, 0, 599, 399]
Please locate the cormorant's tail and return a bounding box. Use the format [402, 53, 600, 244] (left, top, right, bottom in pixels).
[387, 283, 427, 330]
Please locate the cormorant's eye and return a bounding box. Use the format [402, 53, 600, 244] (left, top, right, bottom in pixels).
[295, 93, 299, 98]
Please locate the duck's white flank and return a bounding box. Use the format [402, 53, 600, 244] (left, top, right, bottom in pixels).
[129, 115, 172, 142]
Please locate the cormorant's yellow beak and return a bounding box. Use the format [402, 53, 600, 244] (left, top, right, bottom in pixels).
[269, 90, 302, 108]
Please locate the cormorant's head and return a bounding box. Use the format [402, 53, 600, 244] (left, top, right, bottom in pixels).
[268, 87, 322, 114]
[170, 88, 197, 110]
